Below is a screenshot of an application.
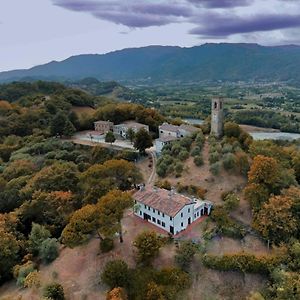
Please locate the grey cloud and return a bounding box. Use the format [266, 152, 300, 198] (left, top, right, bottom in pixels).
[52, 0, 300, 38]
[190, 14, 300, 36]
[187, 0, 252, 8]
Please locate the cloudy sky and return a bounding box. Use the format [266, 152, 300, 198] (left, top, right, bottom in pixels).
[1, 0, 300, 71]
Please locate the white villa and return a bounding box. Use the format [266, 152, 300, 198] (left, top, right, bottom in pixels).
[134, 186, 212, 235]
[155, 122, 200, 154]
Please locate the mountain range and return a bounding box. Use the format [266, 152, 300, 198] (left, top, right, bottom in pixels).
[1, 43, 300, 83]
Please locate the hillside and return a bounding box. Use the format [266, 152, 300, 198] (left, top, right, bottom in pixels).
[1, 43, 300, 83]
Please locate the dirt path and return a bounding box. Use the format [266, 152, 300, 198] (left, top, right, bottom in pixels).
[147, 150, 157, 186]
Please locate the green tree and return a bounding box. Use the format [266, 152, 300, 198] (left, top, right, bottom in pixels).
[50, 111, 75, 137]
[105, 131, 116, 144]
[133, 128, 153, 155]
[43, 282, 65, 300]
[175, 241, 197, 271]
[29, 223, 51, 255]
[101, 260, 129, 289]
[133, 231, 162, 265]
[39, 238, 59, 264]
[126, 128, 136, 144]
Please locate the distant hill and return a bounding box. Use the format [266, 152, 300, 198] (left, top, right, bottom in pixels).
[1, 43, 300, 83]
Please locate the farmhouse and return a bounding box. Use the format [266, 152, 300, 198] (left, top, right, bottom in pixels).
[94, 120, 114, 134]
[156, 122, 200, 154]
[113, 121, 149, 138]
[134, 186, 212, 235]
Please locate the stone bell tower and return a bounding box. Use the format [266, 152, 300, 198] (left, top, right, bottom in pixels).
[211, 97, 224, 138]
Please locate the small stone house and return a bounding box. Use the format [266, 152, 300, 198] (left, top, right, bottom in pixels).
[94, 121, 114, 134]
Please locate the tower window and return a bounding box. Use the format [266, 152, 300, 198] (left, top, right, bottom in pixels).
[214, 102, 217, 109]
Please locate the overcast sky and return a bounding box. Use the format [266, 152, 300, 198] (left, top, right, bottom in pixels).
[1, 0, 300, 71]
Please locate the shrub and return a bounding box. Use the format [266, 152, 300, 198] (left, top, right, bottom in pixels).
[155, 180, 171, 190]
[39, 238, 59, 264]
[175, 162, 183, 175]
[191, 146, 201, 157]
[203, 253, 282, 274]
[133, 231, 162, 265]
[210, 162, 221, 176]
[100, 238, 114, 253]
[15, 261, 36, 287]
[224, 193, 240, 211]
[209, 152, 219, 164]
[23, 270, 40, 288]
[43, 283, 65, 300]
[101, 260, 129, 289]
[175, 241, 197, 271]
[179, 150, 189, 161]
[222, 144, 233, 154]
[222, 153, 236, 171]
[194, 155, 204, 167]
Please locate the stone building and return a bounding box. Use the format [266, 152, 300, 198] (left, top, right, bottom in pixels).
[211, 97, 224, 138]
[94, 121, 114, 134]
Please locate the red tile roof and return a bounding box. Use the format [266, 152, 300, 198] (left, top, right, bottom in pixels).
[134, 187, 193, 217]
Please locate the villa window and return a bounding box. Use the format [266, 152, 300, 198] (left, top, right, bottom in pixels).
[158, 211, 160, 216]
[152, 208, 155, 213]
[162, 222, 165, 227]
[144, 205, 146, 209]
[188, 208, 190, 213]
[162, 213, 165, 217]
[181, 212, 183, 218]
[140, 211, 142, 216]
[148, 207, 150, 211]
[170, 216, 172, 221]
[181, 222, 183, 227]
[152, 217, 156, 223]
[158, 220, 161, 225]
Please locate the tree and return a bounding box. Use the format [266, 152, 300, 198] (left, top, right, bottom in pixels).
[19, 191, 74, 237]
[61, 204, 99, 247]
[106, 287, 128, 300]
[39, 238, 59, 264]
[244, 183, 270, 212]
[253, 195, 298, 244]
[43, 283, 65, 300]
[133, 128, 153, 155]
[248, 155, 280, 189]
[175, 241, 197, 271]
[145, 282, 165, 300]
[81, 159, 142, 204]
[0, 229, 21, 283]
[133, 231, 162, 265]
[23, 162, 79, 194]
[29, 223, 51, 255]
[50, 111, 75, 137]
[292, 151, 300, 183]
[97, 190, 133, 243]
[101, 260, 129, 289]
[126, 128, 135, 144]
[105, 131, 116, 144]
[224, 122, 241, 138]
